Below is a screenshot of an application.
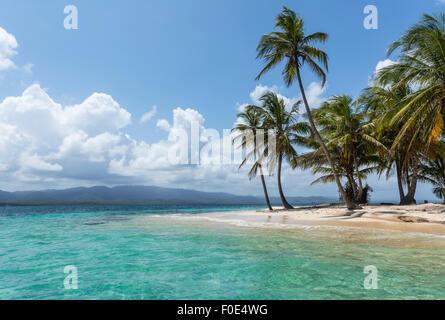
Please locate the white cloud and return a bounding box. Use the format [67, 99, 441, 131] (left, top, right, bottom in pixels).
[236, 103, 249, 113]
[171, 107, 205, 131]
[156, 119, 170, 131]
[375, 59, 396, 74]
[249, 85, 300, 109]
[140, 105, 157, 123]
[369, 59, 397, 85]
[63, 92, 131, 134]
[20, 153, 63, 172]
[0, 84, 133, 187]
[0, 84, 131, 139]
[239, 83, 326, 114]
[305, 82, 327, 109]
[0, 86, 227, 190]
[53, 131, 126, 163]
[0, 84, 257, 194]
[156, 107, 205, 137]
[0, 26, 18, 72]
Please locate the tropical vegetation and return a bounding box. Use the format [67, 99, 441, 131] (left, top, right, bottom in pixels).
[233, 8, 445, 210]
[232, 92, 309, 209]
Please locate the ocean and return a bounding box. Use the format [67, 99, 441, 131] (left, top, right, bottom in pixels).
[1, 204, 445, 300]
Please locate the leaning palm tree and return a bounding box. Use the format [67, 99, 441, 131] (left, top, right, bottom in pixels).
[249, 92, 310, 209]
[255, 6, 356, 210]
[232, 108, 273, 211]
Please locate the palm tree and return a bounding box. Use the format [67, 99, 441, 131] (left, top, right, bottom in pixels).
[299, 145, 378, 203]
[311, 95, 385, 202]
[232, 108, 273, 211]
[296, 95, 382, 203]
[376, 13, 445, 153]
[255, 7, 356, 210]
[362, 73, 422, 205]
[249, 92, 310, 209]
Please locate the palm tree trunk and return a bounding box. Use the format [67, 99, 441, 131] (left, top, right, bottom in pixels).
[396, 159, 406, 205]
[405, 158, 418, 204]
[253, 132, 272, 211]
[405, 165, 411, 191]
[353, 150, 364, 202]
[258, 163, 273, 211]
[277, 152, 293, 209]
[347, 173, 357, 198]
[295, 67, 356, 210]
[349, 171, 359, 198]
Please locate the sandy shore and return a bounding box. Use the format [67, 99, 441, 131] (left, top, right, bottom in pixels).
[194, 203, 445, 236]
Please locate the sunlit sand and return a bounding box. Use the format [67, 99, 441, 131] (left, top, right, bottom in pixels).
[153, 203, 445, 237]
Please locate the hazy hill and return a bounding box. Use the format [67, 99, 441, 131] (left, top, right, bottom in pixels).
[0, 185, 335, 206]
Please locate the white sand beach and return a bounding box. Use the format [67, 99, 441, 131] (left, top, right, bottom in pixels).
[185, 203, 445, 236]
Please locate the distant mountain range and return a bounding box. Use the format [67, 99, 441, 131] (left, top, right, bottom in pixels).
[0, 185, 335, 206]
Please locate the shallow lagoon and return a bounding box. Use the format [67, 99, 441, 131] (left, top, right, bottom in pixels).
[1, 205, 445, 299]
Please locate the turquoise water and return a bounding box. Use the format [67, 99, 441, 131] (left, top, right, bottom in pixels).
[1, 205, 445, 300]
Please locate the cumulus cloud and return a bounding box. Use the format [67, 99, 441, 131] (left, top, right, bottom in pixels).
[0, 84, 130, 138]
[20, 153, 63, 172]
[0, 82, 267, 197]
[249, 85, 300, 109]
[238, 83, 326, 114]
[156, 107, 206, 143]
[0, 86, 245, 192]
[305, 82, 327, 109]
[0, 84, 133, 187]
[156, 119, 170, 131]
[236, 103, 249, 112]
[0, 26, 18, 72]
[140, 105, 157, 123]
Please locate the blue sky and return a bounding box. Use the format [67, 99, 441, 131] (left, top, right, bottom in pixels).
[0, 0, 442, 201]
